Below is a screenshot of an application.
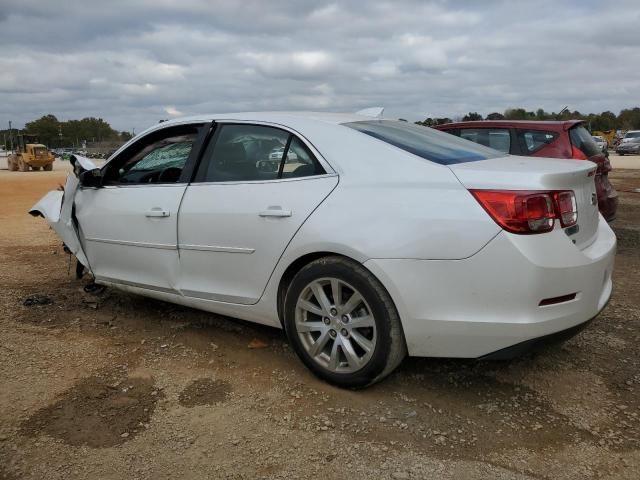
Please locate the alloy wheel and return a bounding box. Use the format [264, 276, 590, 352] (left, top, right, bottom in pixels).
[295, 277, 377, 373]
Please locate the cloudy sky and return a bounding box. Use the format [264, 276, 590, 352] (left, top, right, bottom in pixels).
[1, 0, 639, 132]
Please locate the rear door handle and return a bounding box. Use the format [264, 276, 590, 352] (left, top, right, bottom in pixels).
[259, 207, 292, 218]
[145, 208, 170, 218]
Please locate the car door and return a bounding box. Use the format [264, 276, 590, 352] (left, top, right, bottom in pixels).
[177, 122, 338, 304]
[74, 122, 210, 293]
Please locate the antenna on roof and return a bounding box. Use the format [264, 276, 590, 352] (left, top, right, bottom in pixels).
[355, 107, 384, 118]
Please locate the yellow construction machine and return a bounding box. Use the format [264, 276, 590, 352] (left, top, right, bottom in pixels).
[8, 134, 55, 171]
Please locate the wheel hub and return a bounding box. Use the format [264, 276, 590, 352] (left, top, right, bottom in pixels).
[294, 277, 377, 374]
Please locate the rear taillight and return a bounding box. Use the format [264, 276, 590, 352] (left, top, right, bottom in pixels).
[470, 190, 577, 234]
[553, 191, 578, 227]
[571, 145, 588, 160]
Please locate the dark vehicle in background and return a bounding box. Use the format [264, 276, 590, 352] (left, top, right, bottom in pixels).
[434, 120, 618, 222]
[616, 130, 640, 155]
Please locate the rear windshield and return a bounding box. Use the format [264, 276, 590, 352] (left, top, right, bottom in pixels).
[624, 131, 640, 139]
[344, 120, 505, 165]
[569, 126, 601, 157]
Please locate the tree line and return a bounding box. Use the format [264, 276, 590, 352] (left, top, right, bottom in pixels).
[4, 107, 640, 151]
[416, 107, 640, 132]
[1, 114, 133, 150]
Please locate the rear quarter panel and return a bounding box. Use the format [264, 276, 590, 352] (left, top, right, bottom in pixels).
[275, 125, 501, 262]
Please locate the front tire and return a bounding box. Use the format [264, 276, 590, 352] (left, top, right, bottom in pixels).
[44, 163, 53, 171]
[284, 256, 406, 388]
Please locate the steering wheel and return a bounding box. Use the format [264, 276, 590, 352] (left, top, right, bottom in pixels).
[157, 167, 183, 182]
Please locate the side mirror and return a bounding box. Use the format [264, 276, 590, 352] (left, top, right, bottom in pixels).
[79, 168, 103, 188]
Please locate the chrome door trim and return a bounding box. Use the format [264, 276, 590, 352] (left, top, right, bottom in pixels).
[86, 237, 177, 250]
[187, 173, 338, 187]
[178, 244, 255, 254]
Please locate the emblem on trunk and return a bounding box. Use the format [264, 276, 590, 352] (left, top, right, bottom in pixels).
[591, 193, 597, 206]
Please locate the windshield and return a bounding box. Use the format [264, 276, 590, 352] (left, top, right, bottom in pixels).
[624, 132, 640, 139]
[343, 120, 505, 165]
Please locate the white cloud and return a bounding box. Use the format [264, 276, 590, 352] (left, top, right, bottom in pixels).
[164, 106, 182, 116]
[0, 0, 638, 131]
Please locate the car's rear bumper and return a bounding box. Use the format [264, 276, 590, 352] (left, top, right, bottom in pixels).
[479, 310, 601, 360]
[365, 217, 616, 358]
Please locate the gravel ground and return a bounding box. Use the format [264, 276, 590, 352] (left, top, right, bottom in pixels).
[1, 163, 639, 479]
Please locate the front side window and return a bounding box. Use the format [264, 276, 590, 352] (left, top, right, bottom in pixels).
[515, 129, 558, 154]
[103, 125, 199, 184]
[459, 128, 511, 153]
[195, 124, 324, 182]
[344, 120, 504, 165]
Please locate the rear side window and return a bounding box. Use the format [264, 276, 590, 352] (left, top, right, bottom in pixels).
[569, 126, 601, 157]
[459, 128, 511, 153]
[281, 137, 322, 178]
[515, 129, 558, 154]
[344, 120, 504, 165]
[195, 124, 324, 182]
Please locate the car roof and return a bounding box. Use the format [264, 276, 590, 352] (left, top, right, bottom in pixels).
[155, 111, 369, 129]
[434, 119, 584, 131]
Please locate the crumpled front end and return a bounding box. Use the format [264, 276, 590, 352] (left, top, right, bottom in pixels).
[29, 174, 90, 270]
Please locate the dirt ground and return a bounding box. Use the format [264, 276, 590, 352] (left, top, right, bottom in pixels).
[1, 161, 639, 480]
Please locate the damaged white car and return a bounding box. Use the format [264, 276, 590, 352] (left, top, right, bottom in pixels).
[31, 111, 616, 388]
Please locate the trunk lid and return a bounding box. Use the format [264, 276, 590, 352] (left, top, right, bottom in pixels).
[449, 156, 599, 249]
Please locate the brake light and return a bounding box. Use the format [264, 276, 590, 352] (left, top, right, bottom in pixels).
[470, 190, 577, 234]
[571, 145, 588, 160]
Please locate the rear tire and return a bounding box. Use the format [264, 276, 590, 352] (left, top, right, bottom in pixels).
[43, 163, 53, 171]
[284, 256, 406, 388]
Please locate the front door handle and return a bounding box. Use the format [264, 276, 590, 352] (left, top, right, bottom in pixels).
[145, 208, 170, 218]
[259, 207, 292, 218]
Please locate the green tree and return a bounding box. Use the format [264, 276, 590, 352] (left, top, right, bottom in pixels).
[24, 114, 60, 146]
[535, 108, 548, 120]
[503, 108, 529, 120]
[618, 108, 640, 129]
[462, 112, 483, 121]
[415, 118, 434, 127]
[486, 112, 505, 120]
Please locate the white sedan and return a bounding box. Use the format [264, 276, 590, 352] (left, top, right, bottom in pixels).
[31, 111, 616, 388]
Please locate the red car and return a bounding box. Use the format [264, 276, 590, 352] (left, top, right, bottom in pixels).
[434, 120, 618, 221]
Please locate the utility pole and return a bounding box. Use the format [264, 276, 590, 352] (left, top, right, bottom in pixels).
[8, 121, 13, 152]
